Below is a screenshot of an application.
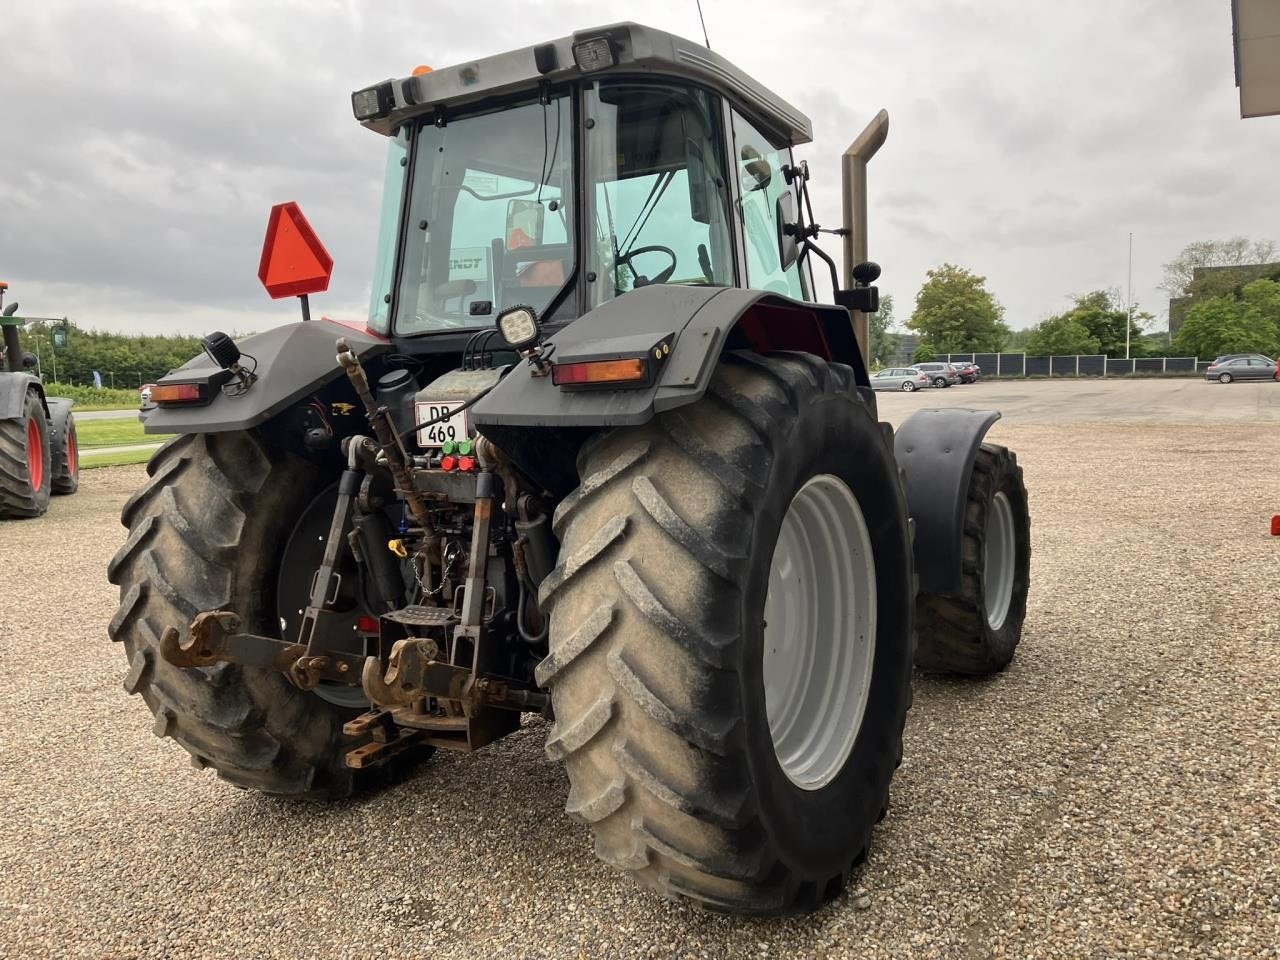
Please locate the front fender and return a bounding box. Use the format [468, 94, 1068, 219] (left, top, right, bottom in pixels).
[0, 372, 45, 419]
[142, 319, 389, 435]
[471, 285, 866, 430]
[894, 408, 1001, 597]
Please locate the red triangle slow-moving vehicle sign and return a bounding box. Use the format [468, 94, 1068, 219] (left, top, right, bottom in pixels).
[257, 202, 334, 299]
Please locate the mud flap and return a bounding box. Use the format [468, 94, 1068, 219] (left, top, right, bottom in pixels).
[894, 408, 1000, 596]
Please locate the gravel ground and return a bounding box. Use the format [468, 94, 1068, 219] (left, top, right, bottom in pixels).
[1, 396, 1277, 958]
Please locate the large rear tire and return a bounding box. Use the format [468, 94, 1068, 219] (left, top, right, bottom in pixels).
[914, 443, 1030, 674]
[538, 352, 914, 914]
[0, 390, 52, 519]
[107, 431, 379, 797]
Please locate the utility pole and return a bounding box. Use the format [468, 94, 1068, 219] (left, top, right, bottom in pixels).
[1126, 232, 1133, 361]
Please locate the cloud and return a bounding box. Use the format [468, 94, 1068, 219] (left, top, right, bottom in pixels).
[1, 0, 1278, 337]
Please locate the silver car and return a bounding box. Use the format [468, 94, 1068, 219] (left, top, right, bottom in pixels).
[872, 367, 932, 391]
[1204, 356, 1276, 383]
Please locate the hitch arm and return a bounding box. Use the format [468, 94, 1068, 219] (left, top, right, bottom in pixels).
[159, 610, 365, 689]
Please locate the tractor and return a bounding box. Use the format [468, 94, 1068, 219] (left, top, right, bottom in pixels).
[111, 23, 1030, 915]
[0, 283, 80, 518]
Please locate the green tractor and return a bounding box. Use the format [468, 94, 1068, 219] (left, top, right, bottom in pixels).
[111, 23, 1030, 914]
[0, 283, 79, 518]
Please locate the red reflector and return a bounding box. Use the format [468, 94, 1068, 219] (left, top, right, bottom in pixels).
[356, 615, 380, 633]
[1271, 515, 1280, 536]
[440, 455, 457, 472]
[457, 455, 477, 472]
[552, 357, 648, 386]
[257, 201, 334, 299]
[151, 383, 205, 404]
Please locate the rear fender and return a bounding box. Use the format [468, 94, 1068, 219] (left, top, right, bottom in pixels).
[471, 284, 868, 431]
[894, 408, 1001, 597]
[141, 319, 389, 435]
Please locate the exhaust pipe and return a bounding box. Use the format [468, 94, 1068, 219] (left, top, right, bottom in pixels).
[841, 109, 889, 365]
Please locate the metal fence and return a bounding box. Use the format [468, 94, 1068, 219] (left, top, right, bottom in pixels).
[934, 353, 1210, 378]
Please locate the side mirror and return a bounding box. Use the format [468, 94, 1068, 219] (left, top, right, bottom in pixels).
[2, 303, 18, 317]
[21, 352, 38, 370]
[505, 199, 544, 248]
[775, 192, 800, 273]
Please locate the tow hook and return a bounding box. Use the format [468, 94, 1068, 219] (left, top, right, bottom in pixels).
[158, 609, 365, 690]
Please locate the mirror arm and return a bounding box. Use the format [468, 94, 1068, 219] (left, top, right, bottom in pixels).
[798, 236, 840, 301]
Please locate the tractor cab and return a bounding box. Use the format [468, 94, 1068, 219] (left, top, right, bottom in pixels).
[360, 23, 821, 346]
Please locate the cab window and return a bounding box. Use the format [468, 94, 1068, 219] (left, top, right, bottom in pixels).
[730, 110, 806, 300]
[585, 80, 734, 308]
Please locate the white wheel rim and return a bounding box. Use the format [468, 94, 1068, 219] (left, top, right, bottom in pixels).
[763, 475, 876, 791]
[983, 491, 1016, 630]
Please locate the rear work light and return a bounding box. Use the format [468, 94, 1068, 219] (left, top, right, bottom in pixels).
[351, 81, 394, 121]
[552, 357, 648, 388]
[572, 37, 616, 72]
[151, 382, 209, 405]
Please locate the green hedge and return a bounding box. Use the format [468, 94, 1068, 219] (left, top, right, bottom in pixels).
[39, 382, 138, 409]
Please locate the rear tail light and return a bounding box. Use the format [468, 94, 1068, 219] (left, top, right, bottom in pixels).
[151, 382, 208, 405]
[552, 357, 649, 388]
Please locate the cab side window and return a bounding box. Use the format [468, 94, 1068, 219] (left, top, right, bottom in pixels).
[730, 111, 805, 299]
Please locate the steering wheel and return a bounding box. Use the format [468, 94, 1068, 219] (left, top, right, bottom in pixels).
[617, 245, 678, 287]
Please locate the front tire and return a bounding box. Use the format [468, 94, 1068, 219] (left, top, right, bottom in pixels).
[108, 431, 378, 796]
[539, 352, 914, 914]
[933, 377, 948, 388]
[0, 390, 52, 519]
[914, 444, 1030, 674]
[51, 413, 79, 495]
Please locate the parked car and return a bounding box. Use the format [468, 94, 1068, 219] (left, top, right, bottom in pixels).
[139, 383, 156, 405]
[954, 362, 981, 383]
[911, 362, 961, 388]
[1204, 357, 1277, 383]
[1212, 353, 1274, 365]
[871, 367, 932, 391]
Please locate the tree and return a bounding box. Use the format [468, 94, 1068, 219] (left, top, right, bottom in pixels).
[16, 319, 206, 386]
[1160, 237, 1278, 297]
[1022, 290, 1152, 358]
[1025, 315, 1100, 356]
[913, 342, 937, 362]
[908, 264, 1009, 353]
[868, 294, 898, 367]
[1171, 279, 1280, 360]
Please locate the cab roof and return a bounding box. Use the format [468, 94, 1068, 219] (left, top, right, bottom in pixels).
[354, 22, 813, 147]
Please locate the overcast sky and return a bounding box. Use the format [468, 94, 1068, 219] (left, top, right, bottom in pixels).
[3, 0, 1278, 336]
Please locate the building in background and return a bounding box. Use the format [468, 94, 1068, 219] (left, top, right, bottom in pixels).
[1232, 0, 1280, 118]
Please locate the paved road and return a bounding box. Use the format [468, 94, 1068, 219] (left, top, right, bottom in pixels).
[1, 381, 1276, 959]
[75, 408, 139, 421]
[79, 441, 164, 457]
[876, 376, 1280, 426]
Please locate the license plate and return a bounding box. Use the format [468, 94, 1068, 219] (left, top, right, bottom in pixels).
[415, 400, 470, 449]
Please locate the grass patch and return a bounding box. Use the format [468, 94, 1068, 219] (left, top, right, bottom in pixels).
[80, 447, 156, 468]
[76, 418, 150, 448]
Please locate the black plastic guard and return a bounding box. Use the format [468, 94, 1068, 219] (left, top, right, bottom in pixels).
[894, 408, 1001, 597]
[142, 319, 389, 435]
